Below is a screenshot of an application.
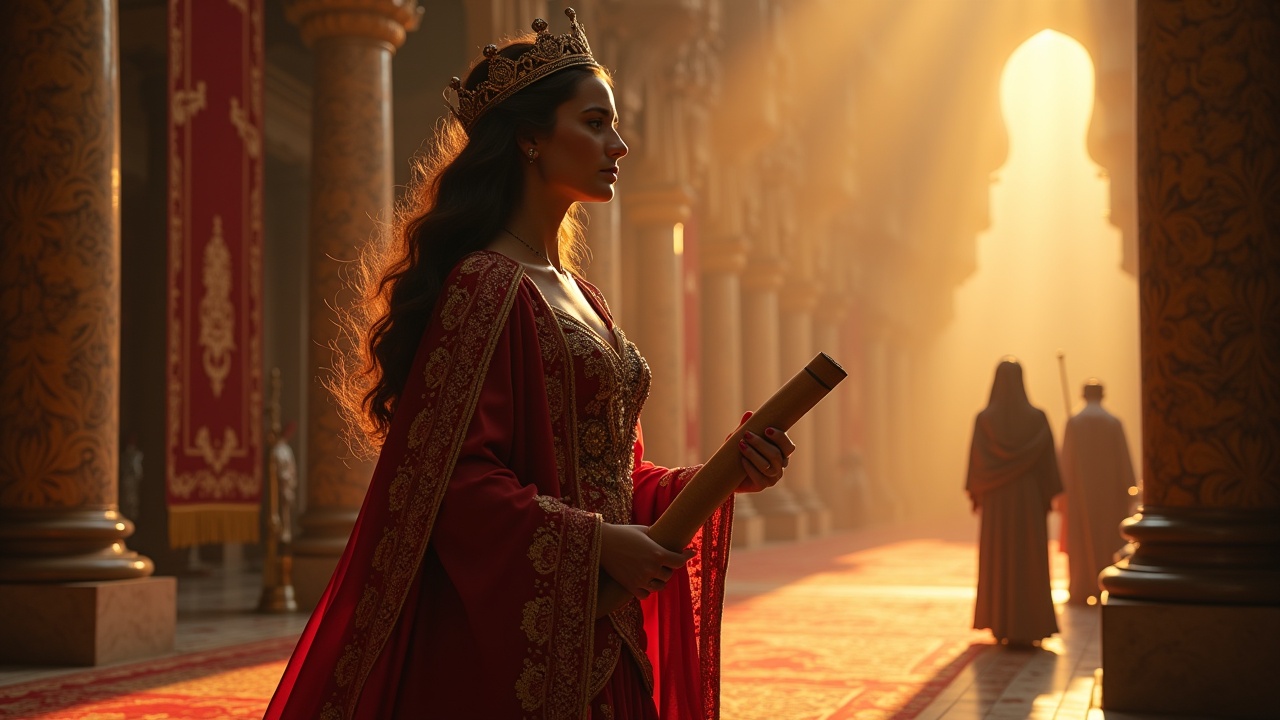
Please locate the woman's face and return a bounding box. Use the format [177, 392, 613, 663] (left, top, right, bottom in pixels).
[532, 75, 628, 203]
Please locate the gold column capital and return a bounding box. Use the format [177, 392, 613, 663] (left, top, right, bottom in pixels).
[742, 256, 786, 292]
[287, 0, 423, 49]
[700, 238, 747, 274]
[623, 185, 693, 226]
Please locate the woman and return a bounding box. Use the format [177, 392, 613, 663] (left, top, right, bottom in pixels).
[966, 357, 1061, 647]
[266, 10, 794, 719]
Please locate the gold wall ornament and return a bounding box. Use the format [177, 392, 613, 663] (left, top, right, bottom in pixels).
[193, 426, 239, 475]
[199, 215, 236, 397]
[230, 96, 261, 158]
[171, 82, 207, 125]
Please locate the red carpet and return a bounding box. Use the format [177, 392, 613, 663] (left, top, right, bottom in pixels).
[0, 637, 295, 719]
[0, 518, 996, 719]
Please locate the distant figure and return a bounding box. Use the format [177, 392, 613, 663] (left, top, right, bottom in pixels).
[271, 421, 299, 546]
[119, 435, 143, 522]
[1059, 379, 1137, 604]
[966, 358, 1062, 646]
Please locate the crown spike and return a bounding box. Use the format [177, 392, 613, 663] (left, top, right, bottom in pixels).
[446, 9, 599, 132]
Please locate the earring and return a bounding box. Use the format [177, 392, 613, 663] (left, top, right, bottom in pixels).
[527, 148, 538, 164]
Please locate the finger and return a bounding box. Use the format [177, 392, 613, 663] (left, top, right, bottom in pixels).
[742, 432, 782, 472]
[762, 427, 797, 456]
[659, 548, 693, 567]
[740, 456, 773, 490]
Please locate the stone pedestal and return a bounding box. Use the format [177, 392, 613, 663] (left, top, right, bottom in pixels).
[1102, 598, 1280, 718]
[0, 577, 175, 666]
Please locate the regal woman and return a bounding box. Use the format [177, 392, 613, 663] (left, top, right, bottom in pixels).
[265, 9, 795, 719]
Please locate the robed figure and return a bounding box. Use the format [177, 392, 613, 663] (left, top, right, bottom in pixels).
[1059, 380, 1136, 604]
[966, 358, 1061, 645]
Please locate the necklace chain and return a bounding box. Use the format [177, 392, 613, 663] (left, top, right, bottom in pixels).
[502, 228, 559, 270]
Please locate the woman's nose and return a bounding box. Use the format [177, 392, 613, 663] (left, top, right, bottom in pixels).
[609, 133, 628, 159]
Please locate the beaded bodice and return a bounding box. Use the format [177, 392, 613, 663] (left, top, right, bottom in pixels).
[551, 309, 650, 524]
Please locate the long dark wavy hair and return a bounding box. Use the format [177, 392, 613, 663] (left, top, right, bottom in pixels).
[331, 38, 609, 455]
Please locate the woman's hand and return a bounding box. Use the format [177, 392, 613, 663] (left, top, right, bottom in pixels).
[599, 523, 694, 600]
[733, 411, 797, 493]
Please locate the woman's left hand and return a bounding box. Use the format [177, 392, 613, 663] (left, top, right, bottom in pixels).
[734, 411, 796, 493]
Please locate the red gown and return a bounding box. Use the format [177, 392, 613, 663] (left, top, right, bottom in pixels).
[265, 251, 733, 719]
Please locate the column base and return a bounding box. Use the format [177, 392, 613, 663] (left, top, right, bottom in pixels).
[0, 577, 175, 666]
[292, 553, 339, 611]
[807, 508, 832, 537]
[731, 512, 765, 549]
[762, 510, 809, 543]
[1101, 596, 1280, 718]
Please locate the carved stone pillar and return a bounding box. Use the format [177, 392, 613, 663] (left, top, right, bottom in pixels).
[287, 0, 420, 610]
[700, 237, 764, 548]
[742, 254, 807, 541]
[863, 326, 899, 522]
[1098, 3, 1280, 717]
[624, 188, 690, 467]
[0, 0, 174, 665]
[780, 281, 831, 536]
[812, 294, 849, 528]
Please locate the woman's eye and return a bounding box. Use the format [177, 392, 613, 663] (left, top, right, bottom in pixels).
[588, 119, 603, 129]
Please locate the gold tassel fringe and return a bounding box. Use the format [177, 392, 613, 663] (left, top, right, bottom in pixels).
[168, 505, 261, 548]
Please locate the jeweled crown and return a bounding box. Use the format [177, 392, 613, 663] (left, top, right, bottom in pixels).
[447, 8, 598, 131]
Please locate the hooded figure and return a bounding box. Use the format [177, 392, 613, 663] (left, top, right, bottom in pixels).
[966, 358, 1062, 645]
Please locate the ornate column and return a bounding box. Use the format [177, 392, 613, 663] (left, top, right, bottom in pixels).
[0, 0, 174, 665]
[624, 188, 690, 466]
[812, 292, 851, 528]
[741, 172, 807, 542]
[863, 321, 898, 522]
[780, 268, 830, 536]
[699, 228, 764, 548]
[1098, 3, 1280, 717]
[286, 0, 420, 610]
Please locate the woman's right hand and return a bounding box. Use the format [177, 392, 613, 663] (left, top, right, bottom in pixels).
[599, 523, 695, 600]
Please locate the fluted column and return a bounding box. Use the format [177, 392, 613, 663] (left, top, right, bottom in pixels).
[780, 282, 830, 536]
[700, 238, 764, 548]
[0, 0, 173, 666]
[742, 256, 807, 541]
[625, 188, 689, 467]
[863, 327, 898, 522]
[1098, 3, 1280, 717]
[287, 0, 420, 610]
[888, 341, 915, 517]
[812, 295, 850, 528]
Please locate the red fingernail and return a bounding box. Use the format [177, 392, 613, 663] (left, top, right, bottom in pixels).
[765, 428, 775, 437]
[739, 440, 748, 449]
[744, 431, 754, 439]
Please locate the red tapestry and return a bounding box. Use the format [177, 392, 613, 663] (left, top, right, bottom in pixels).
[165, 0, 264, 547]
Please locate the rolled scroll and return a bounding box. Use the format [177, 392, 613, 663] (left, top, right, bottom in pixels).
[597, 352, 846, 616]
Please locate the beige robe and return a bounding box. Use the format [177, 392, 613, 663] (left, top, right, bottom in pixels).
[1059, 401, 1136, 601]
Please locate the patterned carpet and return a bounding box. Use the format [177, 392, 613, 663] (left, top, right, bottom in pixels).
[718, 519, 995, 719]
[0, 518, 993, 720]
[0, 637, 295, 719]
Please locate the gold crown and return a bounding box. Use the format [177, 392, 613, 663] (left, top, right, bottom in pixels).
[447, 8, 598, 131]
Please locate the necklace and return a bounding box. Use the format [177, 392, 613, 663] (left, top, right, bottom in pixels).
[502, 228, 560, 272]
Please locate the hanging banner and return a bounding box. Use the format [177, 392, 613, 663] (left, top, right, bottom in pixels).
[166, 0, 264, 548]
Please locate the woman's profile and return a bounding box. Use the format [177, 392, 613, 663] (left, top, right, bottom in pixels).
[265, 9, 795, 719]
